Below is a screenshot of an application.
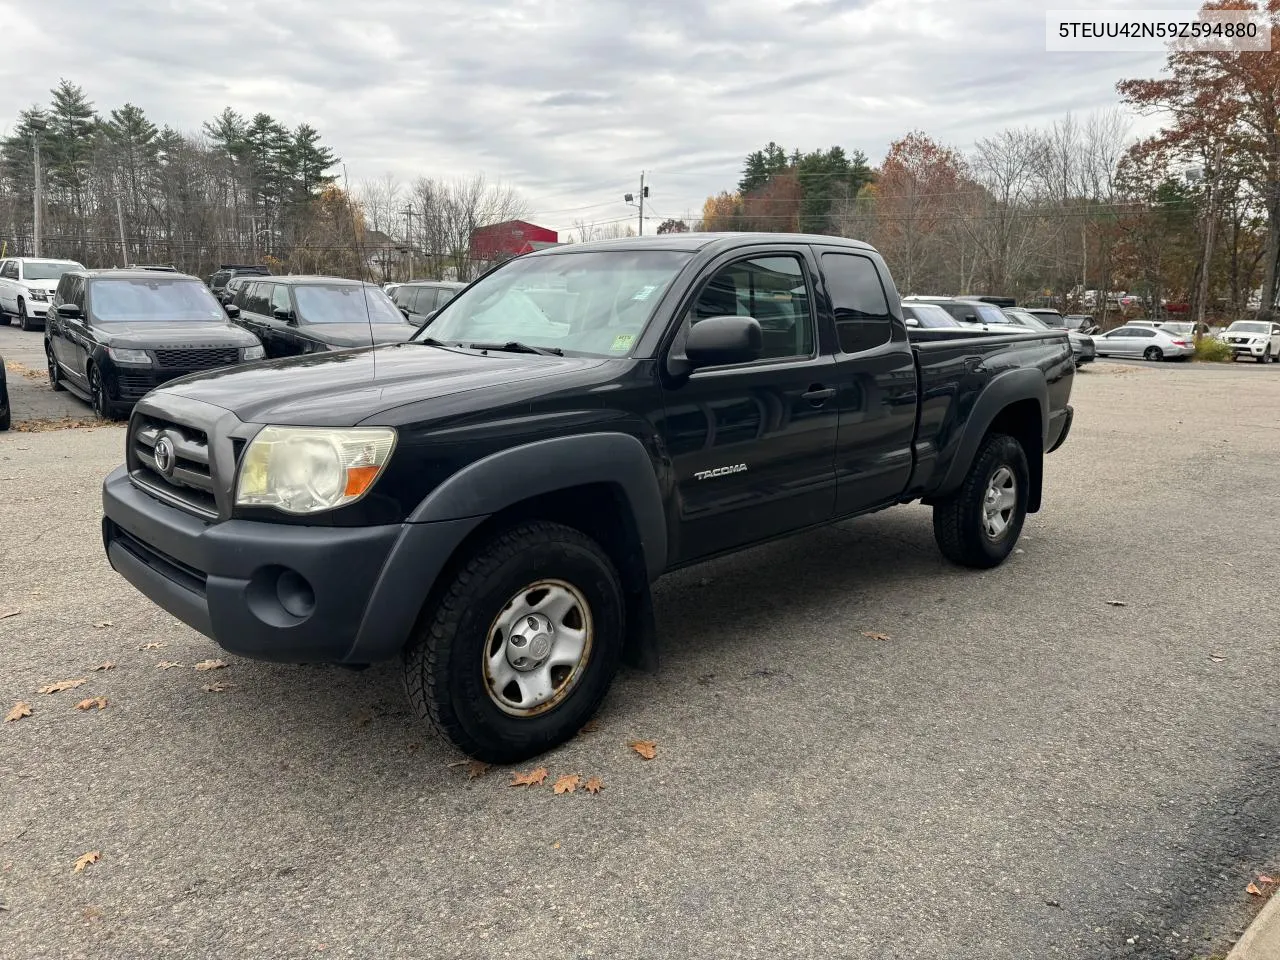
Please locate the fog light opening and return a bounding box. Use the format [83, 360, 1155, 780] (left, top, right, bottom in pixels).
[276, 569, 316, 619]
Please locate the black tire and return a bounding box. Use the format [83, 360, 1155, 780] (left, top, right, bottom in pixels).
[46, 342, 64, 391]
[17, 300, 31, 332]
[932, 433, 1029, 570]
[1144, 346, 1163, 361]
[404, 520, 625, 763]
[88, 364, 120, 420]
[1258, 350, 1269, 364]
[0, 399, 9, 431]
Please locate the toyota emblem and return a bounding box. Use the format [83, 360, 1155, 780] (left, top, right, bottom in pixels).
[153, 435, 176, 476]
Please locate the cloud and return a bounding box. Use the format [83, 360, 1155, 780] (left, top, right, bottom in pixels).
[0, 0, 1171, 234]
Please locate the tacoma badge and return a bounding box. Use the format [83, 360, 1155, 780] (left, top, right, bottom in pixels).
[694, 463, 747, 481]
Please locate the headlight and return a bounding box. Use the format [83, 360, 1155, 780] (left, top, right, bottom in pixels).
[107, 347, 151, 365]
[235, 426, 397, 515]
[242, 344, 265, 360]
[27, 290, 49, 302]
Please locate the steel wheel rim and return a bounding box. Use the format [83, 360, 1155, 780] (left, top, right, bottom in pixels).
[482, 579, 593, 717]
[982, 465, 1017, 540]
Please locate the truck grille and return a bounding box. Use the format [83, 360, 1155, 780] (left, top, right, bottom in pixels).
[130, 414, 218, 518]
[154, 347, 240, 369]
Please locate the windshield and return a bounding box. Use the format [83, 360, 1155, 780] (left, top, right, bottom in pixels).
[420, 250, 692, 356]
[1227, 321, 1269, 334]
[1161, 323, 1193, 335]
[25, 260, 82, 281]
[293, 284, 407, 325]
[1031, 311, 1065, 327]
[1006, 310, 1050, 331]
[904, 304, 961, 328]
[974, 304, 1014, 324]
[89, 278, 226, 323]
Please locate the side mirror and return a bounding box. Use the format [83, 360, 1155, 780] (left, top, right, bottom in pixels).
[398, 306, 410, 319]
[56, 303, 80, 318]
[684, 316, 763, 369]
[904, 317, 920, 328]
[224, 304, 241, 319]
[273, 308, 295, 323]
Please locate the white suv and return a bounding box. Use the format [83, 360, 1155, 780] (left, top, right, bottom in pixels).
[0, 257, 86, 331]
[1219, 319, 1280, 363]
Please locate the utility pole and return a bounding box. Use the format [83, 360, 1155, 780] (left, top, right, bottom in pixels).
[402, 204, 415, 281]
[1193, 143, 1224, 340]
[624, 173, 649, 237]
[32, 136, 42, 257]
[115, 194, 129, 266]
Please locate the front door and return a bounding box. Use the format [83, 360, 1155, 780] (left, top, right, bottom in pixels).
[658, 249, 838, 563]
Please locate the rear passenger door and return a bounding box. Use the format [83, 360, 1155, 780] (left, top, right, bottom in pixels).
[265, 283, 305, 356]
[814, 248, 918, 515]
[658, 247, 838, 562]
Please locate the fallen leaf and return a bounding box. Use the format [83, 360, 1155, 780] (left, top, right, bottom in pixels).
[155, 661, 182, 670]
[5, 702, 32, 723]
[510, 767, 549, 787]
[91, 662, 116, 672]
[73, 851, 100, 874]
[1260, 875, 1277, 884]
[1209, 655, 1226, 664]
[82, 905, 104, 922]
[137, 642, 165, 651]
[0, 608, 20, 620]
[466, 760, 490, 780]
[861, 631, 892, 641]
[552, 841, 561, 849]
[553, 773, 581, 795]
[75, 697, 109, 711]
[584, 776, 604, 794]
[1105, 600, 1127, 607]
[194, 659, 229, 672]
[201, 683, 229, 693]
[1247, 882, 1264, 896]
[628, 739, 657, 760]
[37, 679, 87, 694]
[92, 620, 112, 629]
[578, 719, 600, 735]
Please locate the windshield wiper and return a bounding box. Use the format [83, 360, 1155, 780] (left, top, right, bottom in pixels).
[467, 341, 564, 357]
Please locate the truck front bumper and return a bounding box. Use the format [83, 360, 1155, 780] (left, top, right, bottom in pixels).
[102, 466, 482, 664]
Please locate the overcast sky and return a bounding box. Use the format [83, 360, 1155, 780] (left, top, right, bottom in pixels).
[0, 0, 1185, 236]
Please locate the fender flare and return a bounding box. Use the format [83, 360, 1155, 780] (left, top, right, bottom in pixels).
[408, 431, 668, 581]
[934, 367, 1048, 501]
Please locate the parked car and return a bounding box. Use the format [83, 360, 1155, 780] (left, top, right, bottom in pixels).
[208, 264, 272, 300]
[229, 276, 415, 357]
[218, 274, 257, 308]
[901, 296, 1020, 331]
[1157, 320, 1211, 340]
[44, 268, 265, 419]
[1063, 315, 1099, 334]
[0, 257, 87, 330]
[1218, 319, 1280, 363]
[390, 280, 466, 325]
[1092, 324, 1194, 361]
[1004, 308, 1095, 366]
[101, 232, 1075, 762]
[901, 303, 963, 329]
[0, 351, 10, 430]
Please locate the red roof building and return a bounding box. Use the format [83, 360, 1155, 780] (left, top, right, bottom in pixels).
[469, 220, 559, 262]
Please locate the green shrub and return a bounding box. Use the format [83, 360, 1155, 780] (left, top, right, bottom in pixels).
[1194, 337, 1233, 362]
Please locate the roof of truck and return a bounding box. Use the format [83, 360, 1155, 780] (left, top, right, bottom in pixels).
[523, 232, 877, 255]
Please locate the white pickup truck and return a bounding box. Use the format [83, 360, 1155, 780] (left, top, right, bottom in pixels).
[0, 257, 86, 331]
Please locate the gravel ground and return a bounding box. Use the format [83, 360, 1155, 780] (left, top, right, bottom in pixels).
[1, 323, 96, 424]
[1, 362, 1278, 960]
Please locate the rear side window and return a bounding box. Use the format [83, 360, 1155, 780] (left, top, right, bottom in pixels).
[821, 253, 892, 353]
[416, 288, 439, 313]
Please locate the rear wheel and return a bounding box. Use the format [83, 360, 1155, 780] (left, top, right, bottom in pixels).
[1144, 346, 1163, 362]
[932, 433, 1029, 569]
[404, 521, 625, 763]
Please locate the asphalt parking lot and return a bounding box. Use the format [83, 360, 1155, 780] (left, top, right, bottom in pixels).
[2, 343, 1279, 959]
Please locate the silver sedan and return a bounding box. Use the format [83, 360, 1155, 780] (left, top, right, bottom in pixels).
[1092, 324, 1195, 361]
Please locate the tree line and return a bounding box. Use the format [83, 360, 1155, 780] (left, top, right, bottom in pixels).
[0, 80, 529, 283]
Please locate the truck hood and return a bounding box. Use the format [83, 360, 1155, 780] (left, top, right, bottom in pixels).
[98, 321, 260, 350]
[159, 342, 609, 425]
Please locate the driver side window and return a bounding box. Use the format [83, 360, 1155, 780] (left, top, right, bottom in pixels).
[689, 255, 814, 362]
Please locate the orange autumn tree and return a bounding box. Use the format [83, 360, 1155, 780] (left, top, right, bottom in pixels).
[1118, 0, 1280, 311]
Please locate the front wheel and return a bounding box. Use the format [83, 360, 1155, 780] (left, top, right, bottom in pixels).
[88, 364, 120, 420]
[1144, 346, 1164, 362]
[404, 521, 625, 763]
[17, 301, 30, 332]
[932, 433, 1029, 569]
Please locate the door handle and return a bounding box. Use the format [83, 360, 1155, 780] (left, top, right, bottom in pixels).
[802, 384, 836, 404]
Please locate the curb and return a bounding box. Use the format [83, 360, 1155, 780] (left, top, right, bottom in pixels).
[1227, 888, 1280, 959]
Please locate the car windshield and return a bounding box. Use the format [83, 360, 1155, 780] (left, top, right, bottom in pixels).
[25, 260, 82, 281]
[1227, 321, 1269, 334]
[420, 250, 692, 356]
[1031, 312, 1066, 327]
[1161, 323, 1193, 335]
[974, 304, 1014, 324]
[89, 278, 226, 323]
[1006, 310, 1050, 331]
[905, 304, 960, 328]
[293, 284, 407, 325]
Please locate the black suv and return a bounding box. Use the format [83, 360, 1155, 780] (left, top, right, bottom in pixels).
[44, 269, 265, 419]
[229, 276, 416, 357]
[390, 280, 466, 325]
[209, 264, 272, 301]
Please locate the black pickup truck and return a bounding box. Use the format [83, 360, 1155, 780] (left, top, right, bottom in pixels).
[100, 234, 1074, 762]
